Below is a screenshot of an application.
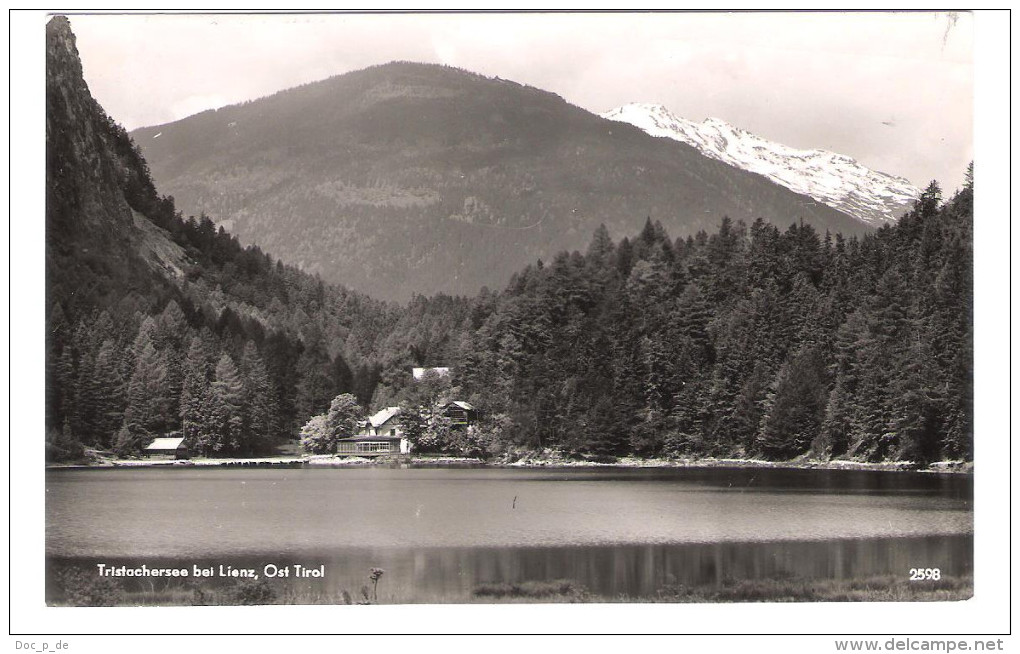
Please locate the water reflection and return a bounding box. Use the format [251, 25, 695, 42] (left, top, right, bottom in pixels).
[48, 535, 972, 601]
[45, 467, 973, 602]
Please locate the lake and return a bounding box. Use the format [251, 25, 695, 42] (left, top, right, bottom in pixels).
[45, 466, 973, 602]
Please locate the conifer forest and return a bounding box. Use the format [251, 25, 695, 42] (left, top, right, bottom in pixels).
[47, 140, 973, 464]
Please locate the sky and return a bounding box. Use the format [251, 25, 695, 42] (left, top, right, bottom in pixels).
[69, 11, 972, 192]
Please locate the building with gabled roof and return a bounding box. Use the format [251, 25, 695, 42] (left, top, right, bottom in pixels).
[361, 406, 403, 437]
[339, 406, 409, 456]
[144, 436, 189, 459]
[437, 400, 477, 427]
[336, 433, 409, 456]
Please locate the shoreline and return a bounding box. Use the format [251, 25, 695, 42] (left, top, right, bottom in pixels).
[46, 452, 974, 474]
[48, 572, 974, 606]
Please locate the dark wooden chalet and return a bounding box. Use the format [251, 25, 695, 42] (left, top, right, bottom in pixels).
[438, 401, 476, 428]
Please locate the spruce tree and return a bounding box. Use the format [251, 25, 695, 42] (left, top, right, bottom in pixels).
[294, 344, 339, 424]
[815, 374, 854, 458]
[196, 354, 245, 455]
[70, 350, 96, 442]
[586, 223, 614, 264]
[91, 340, 126, 448]
[180, 336, 210, 444]
[758, 346, 829, 459]
[54, 346, 76, 432]
[239, 340, 278, 454]
[123, 326, 173, 437]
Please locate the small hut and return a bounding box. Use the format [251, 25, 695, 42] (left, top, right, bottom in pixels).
[144, 437, 189, 460]
[438, 400, 476, 428]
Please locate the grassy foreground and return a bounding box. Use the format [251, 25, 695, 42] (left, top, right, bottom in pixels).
[49, 571, 972, 606]
[467, 575, 973, 603]
[648, 574, 972, 603]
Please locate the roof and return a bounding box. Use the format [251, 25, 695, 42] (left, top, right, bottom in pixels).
[145, 437, 186, 450]
[338, 434, 405, 443]
[441, 400, 475, 411]
[412, 366, 450, 380]
[368, 406, 401, 428]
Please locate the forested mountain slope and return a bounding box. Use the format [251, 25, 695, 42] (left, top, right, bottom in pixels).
[46, 17, 461, 459]
[131, 62, 869, 301]
[436, 179, 972, 463]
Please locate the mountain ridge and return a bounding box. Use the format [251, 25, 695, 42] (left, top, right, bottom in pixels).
[130, 61, 870, 301]
[601, 103, 920, 227]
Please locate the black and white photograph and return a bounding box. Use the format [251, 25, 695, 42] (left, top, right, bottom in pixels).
[11, 7, 1011, 642]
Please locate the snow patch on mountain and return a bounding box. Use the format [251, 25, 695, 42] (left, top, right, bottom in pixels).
[601, 103, 920, 227]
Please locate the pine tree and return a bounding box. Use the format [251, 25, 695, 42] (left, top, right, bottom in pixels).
[70, 349, 97, 443]
[294, 344, 339, 424]
[123, 326, 173, 437]
[54, 346, 76, 431]
[815, 374, 854, 458]
[154, 300, 188, 351]
[46, 302, 72, 429]
[113, 422, 142, 458]
[615, 237, 634, 278]
[239, 340, 278, 454]
[91, 340, 126, 448]
[757, 346, 829, 459]
[180, 336, 210, 444]
[730, 361, 770, 456]
[586, 223, 614, 264]
[196, 354, 245, 455]
[915, 181, 943, 220]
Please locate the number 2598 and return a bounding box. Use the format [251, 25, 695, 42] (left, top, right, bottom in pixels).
[909, 568, 941, 581]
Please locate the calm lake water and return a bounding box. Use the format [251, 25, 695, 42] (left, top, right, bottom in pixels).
[46, 466, 973, 601]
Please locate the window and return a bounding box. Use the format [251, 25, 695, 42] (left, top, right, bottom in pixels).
[338, 440, 394, 454]
[356, 441, 391, 453]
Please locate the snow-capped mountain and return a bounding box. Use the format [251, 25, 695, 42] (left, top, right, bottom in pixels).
[601, 103, 920, 227]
